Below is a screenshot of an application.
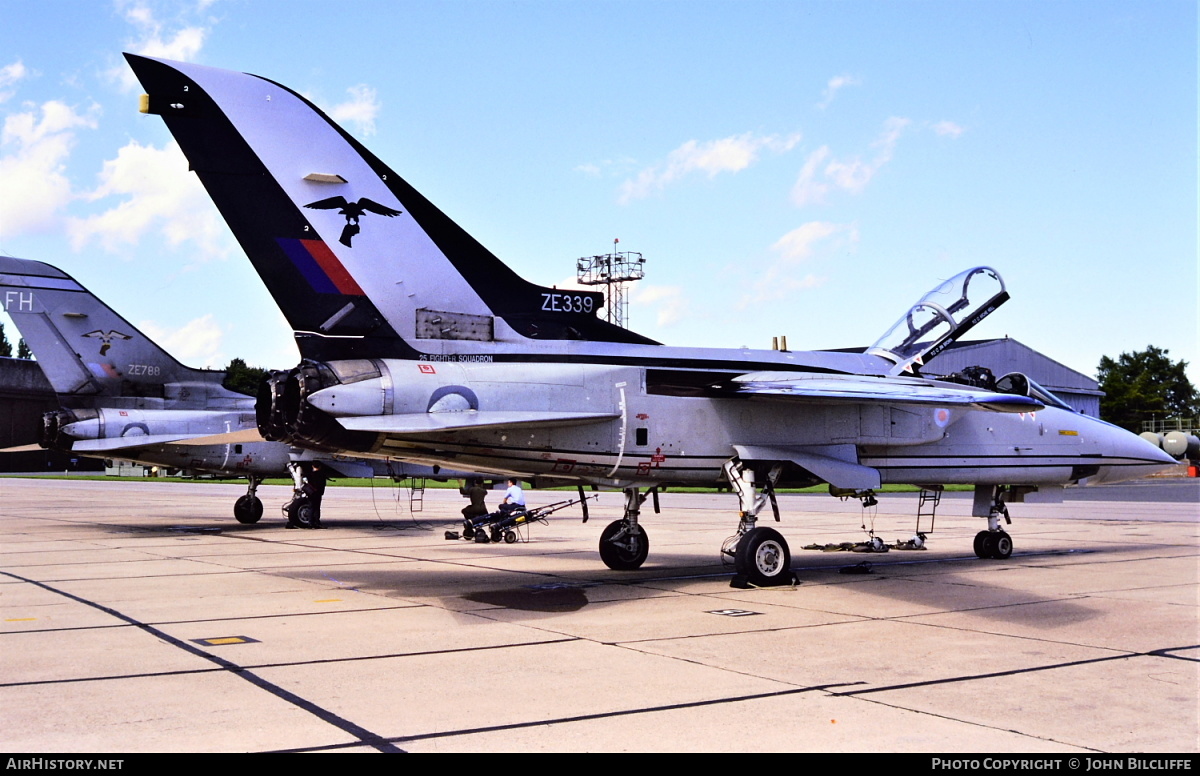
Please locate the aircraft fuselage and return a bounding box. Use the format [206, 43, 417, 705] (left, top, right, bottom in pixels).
[273, 356, 1169, 490]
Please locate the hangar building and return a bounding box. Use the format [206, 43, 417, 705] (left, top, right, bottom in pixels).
[926, 337, 1104, 417]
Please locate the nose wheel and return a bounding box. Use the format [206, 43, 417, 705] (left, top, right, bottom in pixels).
[599, 519, 649, 570]
[233, 477, 264, 524]
[599, 487, 652, 570]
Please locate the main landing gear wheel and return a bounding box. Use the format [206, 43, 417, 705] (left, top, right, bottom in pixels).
[974, 530, 1013, 559]
[289, 500, 317, 529]
[973, 530, 990, 559]
[599, 520, 649, 570]
[734, 527, 793, 586]
[991, 530, 1013, 559]
[234, 495, 263, 524]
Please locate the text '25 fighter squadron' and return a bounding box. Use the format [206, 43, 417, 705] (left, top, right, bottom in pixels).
[127, 54, 1175, 586]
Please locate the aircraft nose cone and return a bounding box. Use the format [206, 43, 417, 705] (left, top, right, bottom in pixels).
[1091, 422, 1179, 484]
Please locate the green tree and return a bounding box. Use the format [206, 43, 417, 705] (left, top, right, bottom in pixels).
[1097, 346, 1199, 431]
[17, 338, 32, 360]
[222, 358, 269, 396]
[0, 322, 11, 358]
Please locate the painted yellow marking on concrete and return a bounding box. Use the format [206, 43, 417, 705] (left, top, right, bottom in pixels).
[194, 636, 259, 646]
[6, 618, 36, 622]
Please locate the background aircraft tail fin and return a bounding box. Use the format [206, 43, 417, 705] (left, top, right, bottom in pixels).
[125, 54, 656, 362]
[0, 255, 235, 406]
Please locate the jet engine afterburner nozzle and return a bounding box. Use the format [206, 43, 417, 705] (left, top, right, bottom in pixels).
[40, 409, 96, 450]
[258, 360, 377, 454]
[256, 370, 295, 443]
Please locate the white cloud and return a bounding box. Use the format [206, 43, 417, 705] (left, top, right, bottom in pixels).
[328, 84, 381, 136]
[619, 131, 801, 204]
[573, 155, 638, 179]
[110, 2, 208, 91]
[817, 74, 860, 110]
[739, 270, 828, 308]
[791, 145, 832, 207]
[933, 120, 964, 138]
[0, 100, 98, 238]
[67, 139, 229, 260]
[738, 221, 856, 307]
[138, 314, 225, 368]
[875, 116, 909, 150]
[0, 60, 28, 103]
[631, 284, 687, 328]
[791, 117, 909, 206]
[770, 221, 851, 261]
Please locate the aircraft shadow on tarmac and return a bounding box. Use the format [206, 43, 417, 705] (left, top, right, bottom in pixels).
[244, 537, 1109, 627]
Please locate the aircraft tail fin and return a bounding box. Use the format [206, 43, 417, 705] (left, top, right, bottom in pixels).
[125, 54, 656, 362]
[0, 255, 234, 406]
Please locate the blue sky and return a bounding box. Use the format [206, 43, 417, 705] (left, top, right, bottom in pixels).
[1, 0, 1195, 386]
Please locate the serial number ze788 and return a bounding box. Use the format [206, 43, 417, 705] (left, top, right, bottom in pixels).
[127, 364, 162, 376]
[541, 293, 595, 314]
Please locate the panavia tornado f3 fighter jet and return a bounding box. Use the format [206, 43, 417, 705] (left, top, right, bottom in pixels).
[126, 54, 1175, 586]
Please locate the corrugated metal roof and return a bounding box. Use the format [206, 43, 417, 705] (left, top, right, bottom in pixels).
[928, 337, 1101, 394]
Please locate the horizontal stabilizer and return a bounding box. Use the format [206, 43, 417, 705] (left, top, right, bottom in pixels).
[735, 444, 881, 490]
[69, 433, 215, 452]
[336, 410, 620, 435]
[0, 443, 47, 454]
[167, 428, 267, 446]
[732, 372, 1043, 413]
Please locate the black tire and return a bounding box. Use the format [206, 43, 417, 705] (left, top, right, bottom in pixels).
[973, 530, 990, 559]
[599, 520, 649, 570]
[234, 495, 263, 524]
[504, 530, 517, 544]
[979, 531, 998, 559]
[992, 531, 1013, 559]
[735, 527, 792, 586]
[290, 500, 317, 528]
[474, 529, 491, 543]
[462, 522, 475, 539]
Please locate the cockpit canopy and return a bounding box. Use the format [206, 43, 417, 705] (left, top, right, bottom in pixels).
[995, 372, 1076, 412]
[867, 266, 1008, 375]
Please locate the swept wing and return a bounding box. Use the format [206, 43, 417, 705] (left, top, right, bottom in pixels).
[727, 372, 1043, 413]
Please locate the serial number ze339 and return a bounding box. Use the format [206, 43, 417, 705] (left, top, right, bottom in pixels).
[541, 293, 595, 314]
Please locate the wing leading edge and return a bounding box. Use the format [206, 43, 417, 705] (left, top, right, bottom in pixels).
[728, 372, 1044, 413]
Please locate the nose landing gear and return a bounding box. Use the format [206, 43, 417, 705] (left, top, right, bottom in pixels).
[973, 485, 1014, 559]
[599, 488, 651, 570]
[233, 476, 263, 524]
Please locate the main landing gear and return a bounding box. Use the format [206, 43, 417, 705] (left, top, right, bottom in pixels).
[973, 485, 1014, 559]
[722, 460, 795, 588]
[598, 487, 653, 570]
[233, 476, 264, 524]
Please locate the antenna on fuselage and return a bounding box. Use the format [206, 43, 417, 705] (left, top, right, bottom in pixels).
[576, 239, 646, 329]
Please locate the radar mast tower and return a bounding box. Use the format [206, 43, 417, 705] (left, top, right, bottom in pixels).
[575, 240, 646, 329]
